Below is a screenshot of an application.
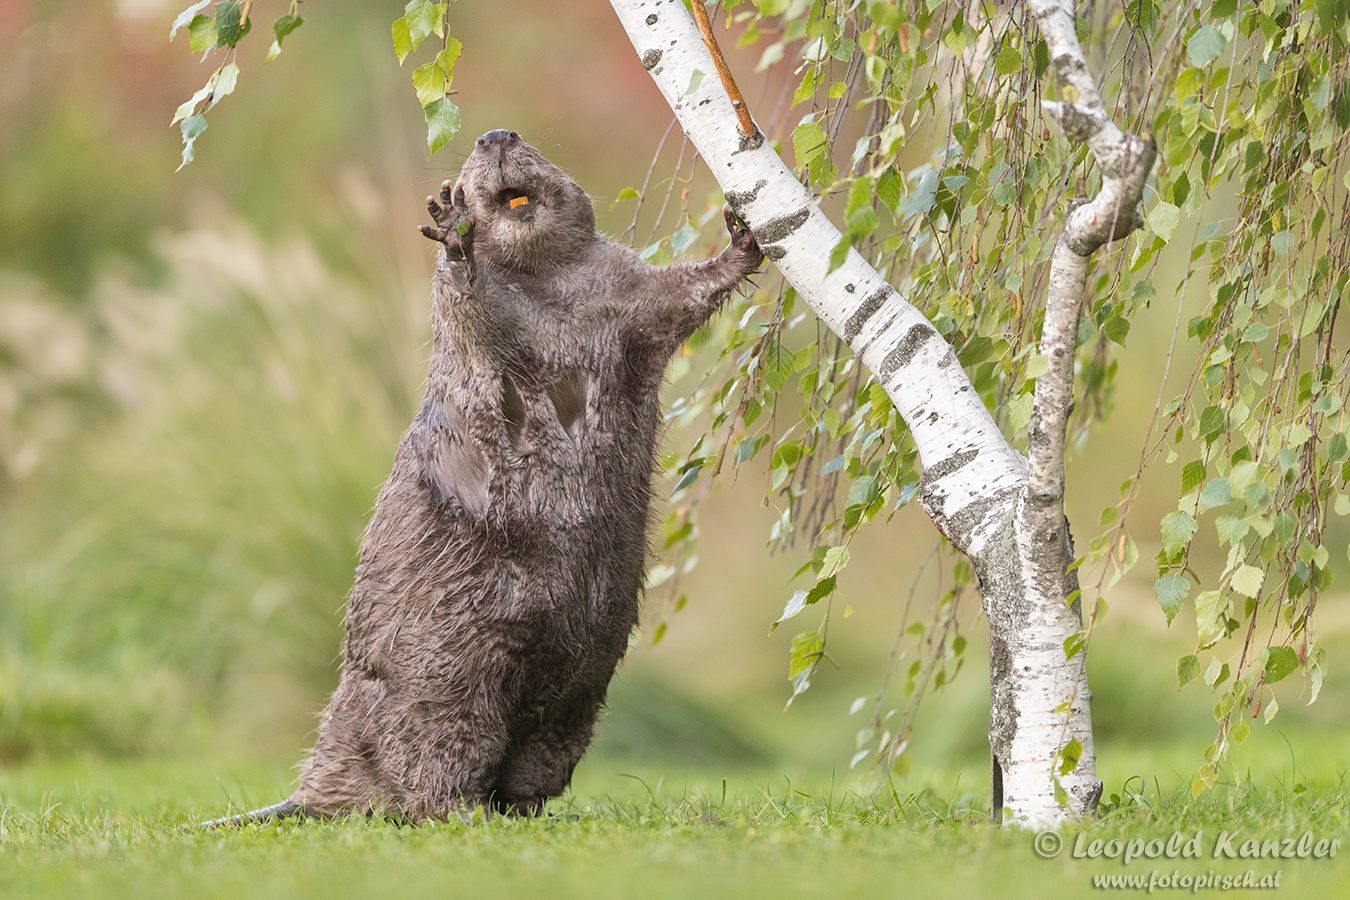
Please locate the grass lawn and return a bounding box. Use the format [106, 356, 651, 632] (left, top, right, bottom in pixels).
[1, 730, 1347, 900]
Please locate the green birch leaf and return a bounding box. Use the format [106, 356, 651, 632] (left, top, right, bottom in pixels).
[1195, 590, 1226, 646]
[789, 631, 823, 680]
[1181, 460, 1207, 495]
[273, 13, 303, 43]
[423, 96, 460, 157]
[392, 17, 413, 63]
[671, 225, 699, 255]
[1007, 392, 1033, 434]
[1186, 25, 1227, 68]
[1103, 316, 1131, 345]
[672, 464, 700, 495]
[211, 62, 239, 104]
[404, 0, 445, 52]
[1230, 563, 1264, 598]
[413, 61, 448, 106]
[1203, 657, 1230, 688]
[828, 235, 851, 274]
[214, 1, 251, 48]
[188, 14, 217, 52]
[1155, 575, 1190, 625]
[1160, 510, 1197, 557]
[763, 344, 795, 392]
[1199, 477, 1231, 511]
[821, 547, 850, 574]
[1262, 646, 1298, 684]
[1058, 737, 1083, 775]
[172, 81, 213, 125]
[1177, 654, 1201, 688]
[437, 38, 463, 82]
[267, 13, 302, 61]
[1198, 406, 1226, 441]
[776, 591, 809, 626]
[792, 119, 828, 170]
[847, 475, 879, 509]
[869, 2, 900, 29]
[774, 576, 837, 628]
[994, 45, 1021, 75]
[1148, 201, 1180, 242]
[177, 114, 208, 171]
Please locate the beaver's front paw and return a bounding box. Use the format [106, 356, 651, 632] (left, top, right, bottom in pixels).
[420, 180, 475, 263]
[722, 205, 765, 274]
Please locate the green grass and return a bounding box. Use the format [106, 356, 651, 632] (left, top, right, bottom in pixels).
[0, 751, 1346, 900]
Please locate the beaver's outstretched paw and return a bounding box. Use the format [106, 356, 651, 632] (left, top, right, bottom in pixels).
[420, 180, 475, 261]
[722, 205, 764, 272]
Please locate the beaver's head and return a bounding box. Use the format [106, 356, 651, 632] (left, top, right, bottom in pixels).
[456, 130, 597, 273]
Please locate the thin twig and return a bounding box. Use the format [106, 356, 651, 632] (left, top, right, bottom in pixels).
[690, 0, 757, 136]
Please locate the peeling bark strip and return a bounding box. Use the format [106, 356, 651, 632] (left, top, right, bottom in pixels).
[607, 1, 1026, 563]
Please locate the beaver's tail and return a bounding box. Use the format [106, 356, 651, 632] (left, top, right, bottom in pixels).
[197, 799, 311, 829]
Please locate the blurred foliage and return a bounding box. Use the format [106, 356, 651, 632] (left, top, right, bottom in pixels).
[0, 223, 426, 761]
[589, 674, 770, 766]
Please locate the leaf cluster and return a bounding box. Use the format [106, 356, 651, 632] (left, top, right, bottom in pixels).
[169, 1, 305, 169]
[1129, 0, 1350, 793]
[392, 0, 463, 156]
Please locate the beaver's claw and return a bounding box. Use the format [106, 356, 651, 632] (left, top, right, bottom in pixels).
[722, 205, 764, 273]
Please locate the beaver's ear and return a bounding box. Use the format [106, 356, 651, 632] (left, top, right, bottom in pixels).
[413, 395, 490, 518]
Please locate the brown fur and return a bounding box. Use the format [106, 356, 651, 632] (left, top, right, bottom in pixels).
[204, 130, 762, 825]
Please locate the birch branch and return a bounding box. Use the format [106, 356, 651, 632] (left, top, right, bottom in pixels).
[991, 0, 1157, 828]
[609, 0, 1026, 559]
[1027, 0, 1156, 510]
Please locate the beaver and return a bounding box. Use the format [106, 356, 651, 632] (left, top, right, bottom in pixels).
[203, 129, 763, 825]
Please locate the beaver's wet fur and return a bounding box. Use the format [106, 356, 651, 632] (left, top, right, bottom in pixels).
[202, 130, 762, 825]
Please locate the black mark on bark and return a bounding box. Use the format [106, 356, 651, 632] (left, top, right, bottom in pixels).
[879, 323, 936, 379]
[725, 179, 766, 212]
[843, 287, 892, 343]
[753, 207, 810, 245]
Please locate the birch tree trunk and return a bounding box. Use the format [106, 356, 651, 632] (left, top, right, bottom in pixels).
[609, 0, 1154, 827]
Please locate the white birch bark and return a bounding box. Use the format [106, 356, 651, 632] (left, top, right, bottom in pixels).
[609, 0, 1025, 558]
[608, 0, 1150, 827]
[999, 0, 1156, 821]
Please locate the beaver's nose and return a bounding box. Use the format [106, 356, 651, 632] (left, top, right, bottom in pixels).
[477, 129, 521, 148]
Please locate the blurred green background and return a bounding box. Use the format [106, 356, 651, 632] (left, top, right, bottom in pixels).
[1, 0, 1346, 809]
